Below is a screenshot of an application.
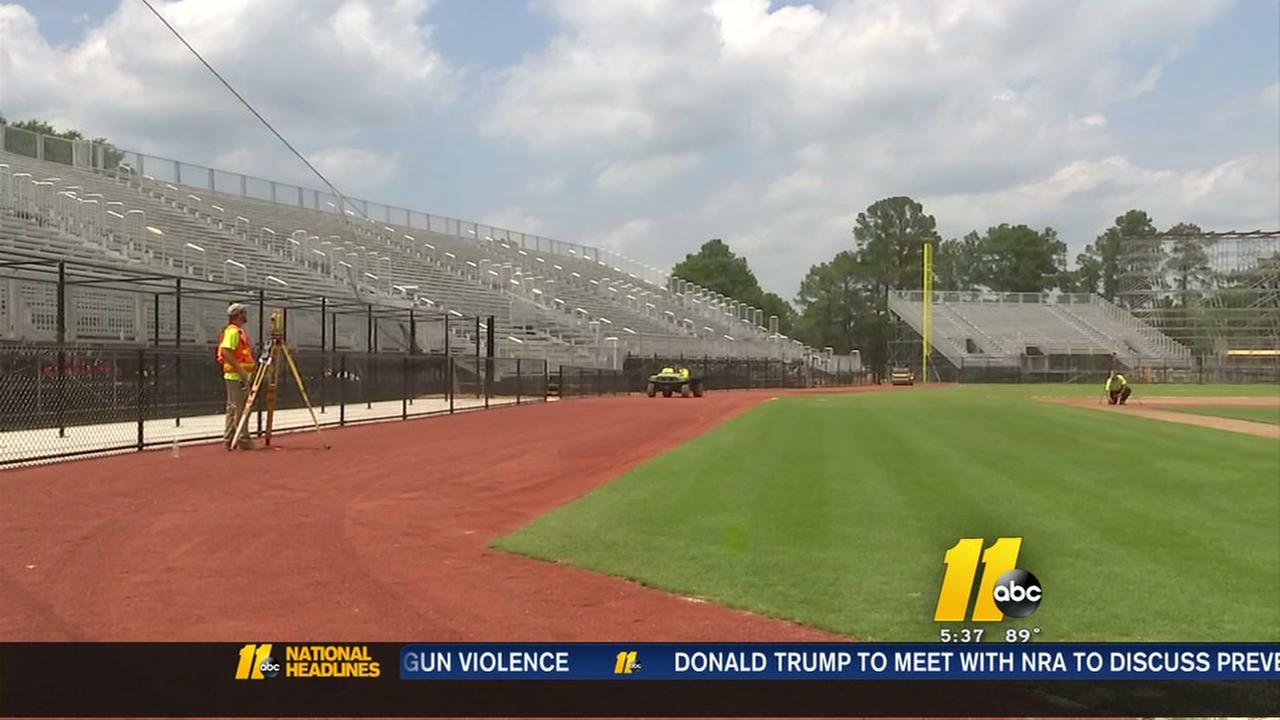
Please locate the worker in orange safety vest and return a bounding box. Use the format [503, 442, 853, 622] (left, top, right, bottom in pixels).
[218, 302, 257, 449]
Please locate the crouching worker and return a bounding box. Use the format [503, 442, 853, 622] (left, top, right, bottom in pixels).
[1105, 370, 1132, 405]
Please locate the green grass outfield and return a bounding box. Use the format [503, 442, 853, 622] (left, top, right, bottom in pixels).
[1013, 382, 1280, 397]
[1165, 405, 1280, 425]
[495, 384, 1280, 642]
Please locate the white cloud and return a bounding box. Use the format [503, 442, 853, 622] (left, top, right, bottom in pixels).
[0, 0, 453, 184]
[480, 0, 1257, 292]
[4, 0, 1270, 298]
[310, 148, 401, 193]
[1263, 81, 1280, 111]
[589, 218, 655, 254]
[479, 207, 548, 236]
[595, 153, 701, 193]
[925, 155, 1280, 245]
[765, 170, 824, 205]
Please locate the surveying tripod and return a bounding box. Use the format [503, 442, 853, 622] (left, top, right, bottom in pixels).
[230, 310, 329, 450]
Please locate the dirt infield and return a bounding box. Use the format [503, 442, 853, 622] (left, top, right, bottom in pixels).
[0, 387, 909, 643]
[1039, 396, 1280, 439]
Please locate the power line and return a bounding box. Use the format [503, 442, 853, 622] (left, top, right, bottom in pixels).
[135, 0, 358, 221]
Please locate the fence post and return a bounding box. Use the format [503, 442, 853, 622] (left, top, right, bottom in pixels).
[320, 297, 327, 354]
[409, 309, 417, 355]
[402, 356, 409, 420]
[339, 354, 347, 426]
[485, 314, 494, 409]
[557, 366, 564, 400]
[257, 288, 265, 437]
[448, 357, 455, 414]
[515, 358, 522, 405]
[56, 261, 66, 438]
[174, 278, 182, 427]
[153, 293, 160, 347]
[474, 316, 481, 399]
[136, 349, 145, 451]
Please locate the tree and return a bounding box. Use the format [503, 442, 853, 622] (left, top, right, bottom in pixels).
[793, 251, 872, 354]
[1065, 250, 1103, 295]
[933, 233, 982, 290]
[1164, 222, 1211, 307]
[853, 196, 940, 293]
[0, 116, 123, 168]
[758, 291, 796, 334]
[672, 239, 762, 300]
[2, 118, 83, 140]
[970, 224, 1067, 293]
[1083, 226, 1125, 301]
[670, 238, 794, 333]
[1105, 209, 1161, 307]
[850, 196, 941, 374]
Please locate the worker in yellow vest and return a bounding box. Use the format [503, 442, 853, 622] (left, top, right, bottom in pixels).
[218, 303, 257, 449]
[1105, 370, 1131, 405]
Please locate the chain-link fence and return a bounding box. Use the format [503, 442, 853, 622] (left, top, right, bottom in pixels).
[0, 344, 551, 466]
[622, 356, 873, 392]
[909, 353, 1280, 384]
[555, 366, 627, 397]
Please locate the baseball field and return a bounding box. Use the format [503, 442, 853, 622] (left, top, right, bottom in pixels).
[1, 383, 1277, 644]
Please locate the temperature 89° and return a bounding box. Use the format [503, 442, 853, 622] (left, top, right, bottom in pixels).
[1005, 627, 1041, 643]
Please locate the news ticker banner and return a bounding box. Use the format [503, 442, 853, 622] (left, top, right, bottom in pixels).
[0, 642, 1276, 718]
[398, 642, 1280, 680]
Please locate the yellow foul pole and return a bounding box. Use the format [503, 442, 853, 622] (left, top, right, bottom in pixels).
[922, 242, 932, 383]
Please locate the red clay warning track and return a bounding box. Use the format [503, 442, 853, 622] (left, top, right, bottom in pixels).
[0, 388, 901, 643]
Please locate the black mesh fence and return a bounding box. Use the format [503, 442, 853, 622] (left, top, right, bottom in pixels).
[0, 344, 552, 466]
[555, 366, 627, 397]
[622, 356, 872, 392]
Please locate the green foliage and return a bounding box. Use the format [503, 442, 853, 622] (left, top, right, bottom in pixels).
[1109, 209, 1160, 304]
[971, 224, 1066, 292]
[933, 225, 1066, 293]
[852, 196, 940, 293]
[0, 116, 123, 168]
[1066, 251, 1104, 295]
[758, 291, 796, 333]
[1164, 222, 1211, 306]
[933, 233, 982, 290]
[789, 196, 943, 371]
[4, 118, 84, 140]
[671, 239, 795, 333]
[672, 239, 762, 300]
[793, 251, 870, 353]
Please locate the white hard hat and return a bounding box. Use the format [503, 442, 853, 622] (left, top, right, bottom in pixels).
[227, 302, 248, 316]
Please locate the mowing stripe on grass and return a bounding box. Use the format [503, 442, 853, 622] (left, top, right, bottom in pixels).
[495, 386, 1279, 641]
[1164, 405, 1280, 425]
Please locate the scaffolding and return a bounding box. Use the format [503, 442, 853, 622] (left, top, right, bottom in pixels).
[1118, 230, 1280, 355]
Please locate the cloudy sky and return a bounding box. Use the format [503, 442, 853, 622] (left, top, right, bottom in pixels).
[2, 0, 1277, 294]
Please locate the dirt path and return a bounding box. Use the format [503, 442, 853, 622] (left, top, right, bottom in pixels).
[1038, 396, 1280, 439]
[0, 387, 906, 643]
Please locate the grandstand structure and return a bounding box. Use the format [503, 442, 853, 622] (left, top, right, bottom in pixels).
[889, 291, 1198, 381]
[1119, 229, 1280, 355]
[0, 124, 855, 374]
[892, 230, 1280, 382]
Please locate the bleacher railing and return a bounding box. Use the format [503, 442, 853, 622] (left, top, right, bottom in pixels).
[0, 124, 667, 286]
[1, 123, 825, 360]
[890, 290, 1196, 363]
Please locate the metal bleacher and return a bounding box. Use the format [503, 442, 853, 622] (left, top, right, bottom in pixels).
[0, 126, 842, 370]
[890, 290, 1194, 369]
